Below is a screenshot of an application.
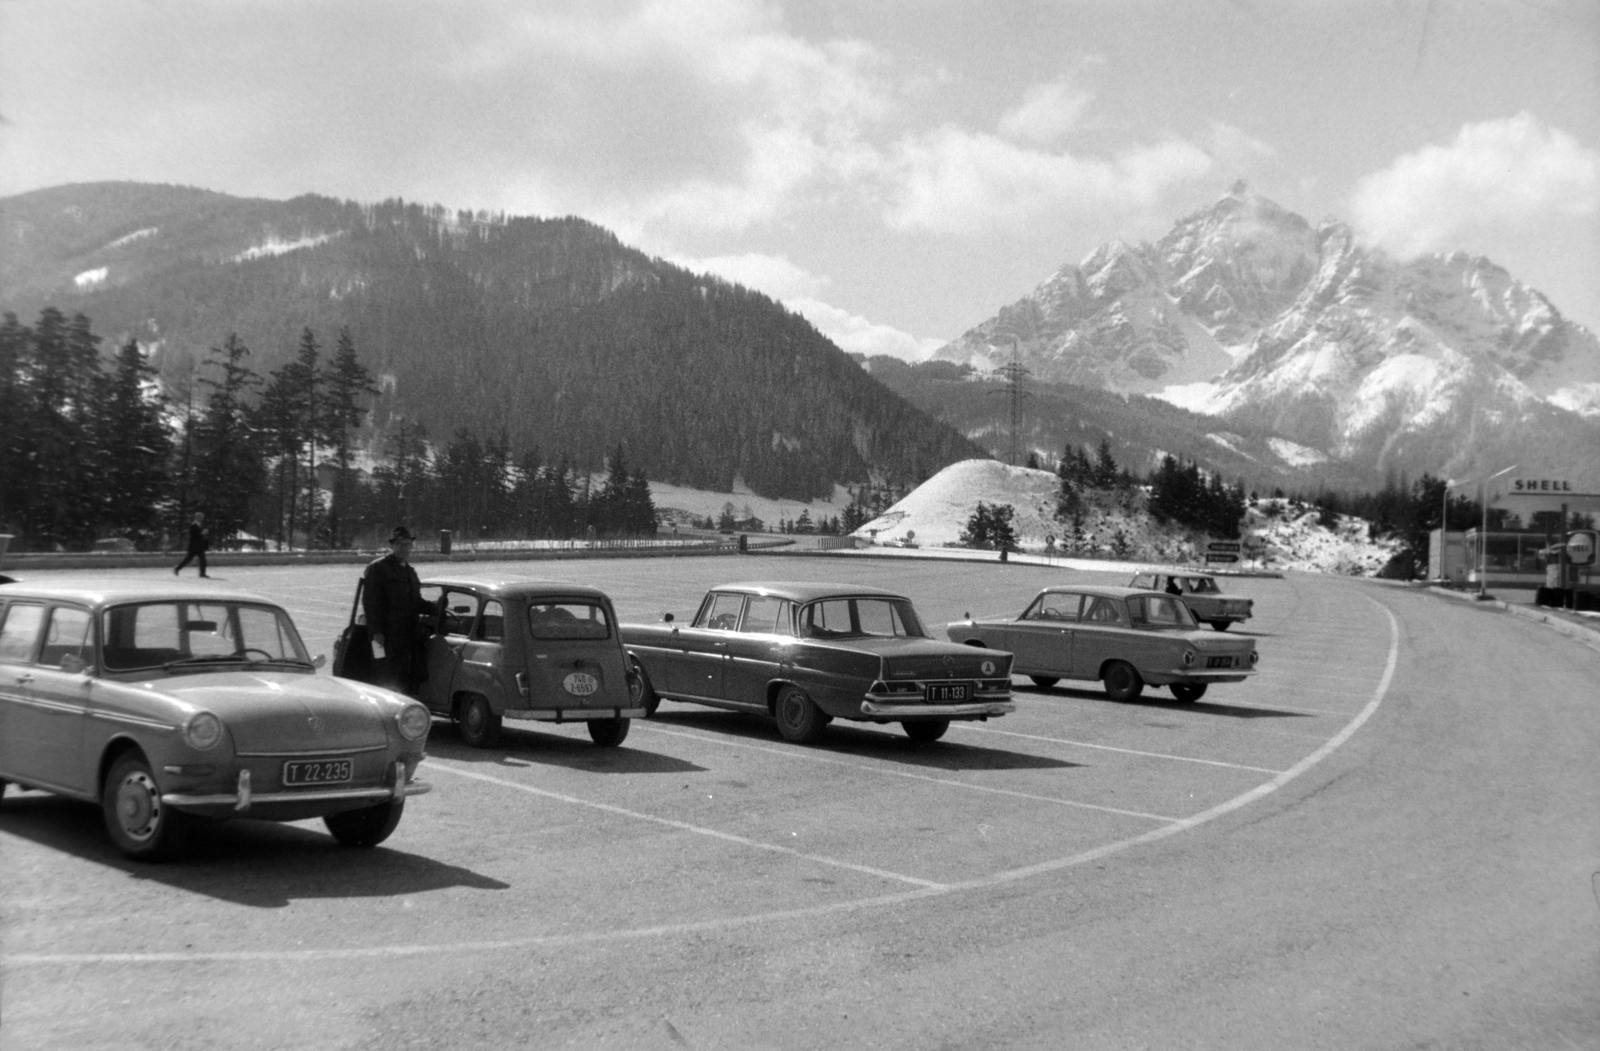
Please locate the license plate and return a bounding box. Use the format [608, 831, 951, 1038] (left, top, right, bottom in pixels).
[1206, 656, 1234, 669]
[924, 682, 971, 703]
[283, 759, 353, 786]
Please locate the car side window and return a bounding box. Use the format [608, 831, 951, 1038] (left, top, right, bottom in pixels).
[1131, 575, 1154, 589]
[440, 590, 475, 637]
[1084, 597, 1124, 624]
[697, 593, 745, 631]
[0, 603, 45, 663]
[475, 600, 504, 641]
[1037, 593, 1082, 622]
[740, 595, 789, 634]
[39, 606, 92, 668]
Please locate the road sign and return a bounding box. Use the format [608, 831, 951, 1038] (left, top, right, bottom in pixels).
[1205, 552, 1239, 563]
[1207, 540, 1242, 554]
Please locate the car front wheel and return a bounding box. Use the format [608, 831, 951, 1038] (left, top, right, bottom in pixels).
[588, 717, 630, 747]
[103, 753, 195, 861]
[775, 685, 827, 744]
[902, 719, 949, 743]
[1102, 661, 1144, 703]
[458, 694, 503, 748]
[324, 800, 404, 847]
[1170, 683, 1208, 703]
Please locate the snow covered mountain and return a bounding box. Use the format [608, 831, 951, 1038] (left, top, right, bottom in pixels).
[933, 182, 1600, 486]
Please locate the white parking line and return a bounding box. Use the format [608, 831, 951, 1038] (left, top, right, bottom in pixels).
[952, 725, 1288, 774]
[422, 758, 949, 890]
[637, 724, 1179, 822]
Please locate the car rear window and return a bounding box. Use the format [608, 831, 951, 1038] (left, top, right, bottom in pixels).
[799, 597, 926, 639]
[1128, 595, 1197, 627]
[528, 601, 611, 640]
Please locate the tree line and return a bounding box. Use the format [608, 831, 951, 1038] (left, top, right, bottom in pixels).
[0, 308, 658, 552]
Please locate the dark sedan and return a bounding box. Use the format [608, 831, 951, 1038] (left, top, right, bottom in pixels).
[621, 581, 1014, 744]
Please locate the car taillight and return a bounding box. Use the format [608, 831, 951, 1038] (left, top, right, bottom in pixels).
[1249, 650, 1259, 666]
[1182, 649, 1196, 667]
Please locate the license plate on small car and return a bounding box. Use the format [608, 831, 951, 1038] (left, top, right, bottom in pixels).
[1206, 656, 1235, 669]
[925, 683, 971, 703]
[283, 759, 353, 786]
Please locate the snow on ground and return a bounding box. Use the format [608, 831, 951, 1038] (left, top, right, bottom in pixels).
[647, 478, 856, 530]
[233, 233, 336, 262]
[1267, 437, 1328, 467]
[74, 266, 108, 290]
[855, 460, 1062, 548]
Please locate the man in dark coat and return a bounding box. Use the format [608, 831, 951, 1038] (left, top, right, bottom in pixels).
[362, 525, 428, 695]
[173, 512, 209, 577]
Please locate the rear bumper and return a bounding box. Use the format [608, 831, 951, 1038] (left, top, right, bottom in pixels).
[858, 700, 1016, 719]
[1141, 669, 1256, 686]
[502, 707, 646, 722]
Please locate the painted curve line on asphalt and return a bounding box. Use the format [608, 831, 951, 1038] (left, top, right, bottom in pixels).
[4, 598, 1400, 967]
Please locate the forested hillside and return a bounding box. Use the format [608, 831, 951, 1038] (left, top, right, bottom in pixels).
[1, 183, 982, 500]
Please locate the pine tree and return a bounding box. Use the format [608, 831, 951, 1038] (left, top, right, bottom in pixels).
[192, 334, 264, 543]
[323, 327, 379, 548]
[94, 339, 171, 545]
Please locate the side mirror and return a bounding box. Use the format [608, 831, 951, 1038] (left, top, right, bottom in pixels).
[312, 653, 327, 669]
[662, 612, 675, 623]
[59, 653, 88, 674]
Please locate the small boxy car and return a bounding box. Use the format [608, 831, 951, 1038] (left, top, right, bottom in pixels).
[1127, 571, 1253, 631]
[0, 581, 431, 860]
[621, 581, 1015, 743]
[334, 576, 644, 748]
[947, 585, 1258, 703]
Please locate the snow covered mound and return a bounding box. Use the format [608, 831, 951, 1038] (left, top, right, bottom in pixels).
[855, 460, 1061, 548]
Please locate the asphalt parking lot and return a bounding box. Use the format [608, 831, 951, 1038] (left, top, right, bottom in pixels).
[2, 554, 1595, 1050]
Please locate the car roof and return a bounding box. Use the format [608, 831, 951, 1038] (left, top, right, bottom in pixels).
[1037, 584, 1163, 599]
[419, 576, 614, 601]
[0, 579, 280, 608]
[707, 581, 909, 603]
[1134, 569, 1218, 580]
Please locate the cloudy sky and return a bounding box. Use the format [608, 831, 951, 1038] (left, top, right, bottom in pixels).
[3, 0, 1598, 358]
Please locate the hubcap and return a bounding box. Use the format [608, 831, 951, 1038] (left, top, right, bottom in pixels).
[116, 772, 159, 840]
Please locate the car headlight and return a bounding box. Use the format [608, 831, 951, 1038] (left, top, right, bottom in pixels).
[1182, 649, 1196, 667]
[396, 703, 431, 741]
[184, 710, 223, 750]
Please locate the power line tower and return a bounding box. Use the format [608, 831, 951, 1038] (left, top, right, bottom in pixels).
[987, 337, 1031, 464]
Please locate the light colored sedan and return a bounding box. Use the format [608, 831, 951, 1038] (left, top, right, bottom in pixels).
[947, 585, 1258, 703]
[0, 580, 431, 860]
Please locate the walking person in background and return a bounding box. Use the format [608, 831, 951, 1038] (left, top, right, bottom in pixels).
[363, 525, 428, 695]
[173, 512, 209, 577]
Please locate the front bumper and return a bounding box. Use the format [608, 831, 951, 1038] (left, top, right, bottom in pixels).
[858, 700, 1016, 718]
[503, 706, 647, 723]
[164, 761, 430, 813]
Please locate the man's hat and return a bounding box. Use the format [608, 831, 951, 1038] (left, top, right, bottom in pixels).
[389, 525, 417, 543]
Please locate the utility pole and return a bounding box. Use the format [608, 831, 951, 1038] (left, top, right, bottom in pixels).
[987, 335, 1030, 465]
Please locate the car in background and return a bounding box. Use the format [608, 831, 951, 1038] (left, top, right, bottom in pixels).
[0, 581, 431, 860]
[334, 577, 644, 748]
[947, 585, 1258, 703]
[1127, 570, 1253, 631]
[621, 581, 1015, 744]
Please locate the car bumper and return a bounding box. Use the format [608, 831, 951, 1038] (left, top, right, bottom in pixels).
[858, 700, 1016, 718]
[164, 761, 430, 814]
[1141, 669, 1256, 686]
[502, 707, 647, 722]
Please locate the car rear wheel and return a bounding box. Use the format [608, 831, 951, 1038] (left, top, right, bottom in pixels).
[458, 694, 503, 748]
[1102, 661, 1144, 703]
[1208, 620, 1231, 631]
[103, 753, 195, 862]
[629, 658, 660, 717]
[901, 719, 949, 743]
[1170, 683, 1208, 703]
[588, 717, 630, 747]
[1028, 675, 1059, 689]
[324, 800, 404, 848]
[775, 685, 827, 744]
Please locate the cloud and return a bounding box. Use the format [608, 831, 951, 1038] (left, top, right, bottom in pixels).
[662, 251, 829, 299]
[883, 127, 1213, 235]
[998, 78, 1094, 145]
[1350, 113, 1600, 258]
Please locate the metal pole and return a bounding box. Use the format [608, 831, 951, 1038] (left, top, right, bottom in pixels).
[1478, 465, 1518, 599]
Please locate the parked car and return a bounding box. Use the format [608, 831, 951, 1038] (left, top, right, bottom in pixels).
[1127, 570, 1253, 630]
[334, 576, 644, 748]
[0, 581, 431, 860]
[947, 585, 1258, 703]
[621, 581, 1015, 744]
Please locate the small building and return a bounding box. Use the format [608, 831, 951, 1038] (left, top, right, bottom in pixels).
[1427, 529, 1470, 584]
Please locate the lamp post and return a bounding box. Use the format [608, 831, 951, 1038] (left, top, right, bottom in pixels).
[1439, 477, 1462, 582]
[1478, 464, 1518, 598]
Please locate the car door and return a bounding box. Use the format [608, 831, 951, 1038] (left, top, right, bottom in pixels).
[1073, 596, 1130, 679]
[452, 594, 504, 707]
[332, 579, 375, 684]
[0, 601, 46, 784]
[1006, 592, 1082, 676]
[27, 604, 94, 794]
[418, 585, 471, 713]
[667, 592, 741, 700]
[720, 595, 793, 705]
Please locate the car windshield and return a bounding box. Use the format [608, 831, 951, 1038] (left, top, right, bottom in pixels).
[101, 601, 311, 671]
[1127, 595, 1198, 628]
[798, 597, 927, 639]
[528, 601, 611, 640]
